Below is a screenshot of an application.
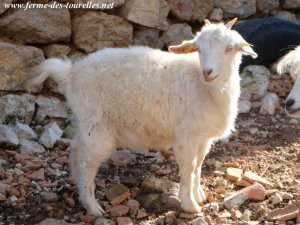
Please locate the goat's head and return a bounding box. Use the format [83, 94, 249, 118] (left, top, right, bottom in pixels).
[277, 46, 300, 117]
[168, 18, 257, 83]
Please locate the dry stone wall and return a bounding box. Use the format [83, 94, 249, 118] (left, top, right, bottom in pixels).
[0, 0, 300, 91]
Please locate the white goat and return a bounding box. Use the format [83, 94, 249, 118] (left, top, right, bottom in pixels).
[277, 46, 300, 117]
[26, 18, 257, 216]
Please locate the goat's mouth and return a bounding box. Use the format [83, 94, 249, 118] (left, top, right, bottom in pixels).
[203, 75, 218, 82]
[286, 108, 300, 118]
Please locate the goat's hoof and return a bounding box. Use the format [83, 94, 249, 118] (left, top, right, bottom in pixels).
[87, 203, 105, 217]
[181, 201, 201, 214]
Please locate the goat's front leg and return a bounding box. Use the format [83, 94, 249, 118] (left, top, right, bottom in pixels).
[173, 139, 201, 213]
[193, 140, 212, 205]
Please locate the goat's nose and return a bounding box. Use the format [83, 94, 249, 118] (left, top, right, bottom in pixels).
[286, 99, 295, 110]
[203, 69, 213, 77]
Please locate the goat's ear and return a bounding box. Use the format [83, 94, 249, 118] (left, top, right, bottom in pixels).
[238, 42, 258, 58]
[225, 17, 238, 29]
[168, 40, 198, 54]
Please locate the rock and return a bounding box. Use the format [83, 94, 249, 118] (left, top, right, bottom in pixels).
[134, 28, 164, 49]
[0, 193, 6, 201]
[36, 218, 81, 225]
[127, 199, 140, 217]
[241, 183, 266, 201]
[236, 178, 252, 187]
[167, 0, 213, 21]
[40, 191, 58, 203]
[19, 139, 46, 154]
[0, 94, 36, 124]
[238, 99, 251, 114]
[26, 168, 45, 181]
[0, 8, 71, 44]
[137, 192, 181, 212]
[116, 217, 133, 225]
[241, 65, 271, 98]
[259, 93, 279, 115]
[214, 0, 256, 18]
[39, 123, 63, 148]
[225, 167, 243, 181]
[0, 43, 44, 91]
[43, 44, 71, 58]
[110, 150, 136, 167]
[0, 183, 11, 195]
[243, 171, 273, 187]
[94, 218, 116, 225]
[136, 209, 148, 219]
[106, 183, 130, 203]
[162, 23, 193, 46]
[119, 0, 169, 30]
[79, 215, 96, 223]
[224, 192, 248, 209]
[11, 121, 37, 140]
[281, 0, 300, 9]
[270, 192, 283, 205]
[179, 212, 197, 219]
[274, 11, 298, 23]
[189, 217, 208, 225]
[267, 202, 300, 221]
[241, 209, 251, 222]
[35, 96, 69, 123]
[141, 176, 179, 195]
[208, 8, 223, 21]
[0, 0, 13, 14]
[257, 0, 279, 14]
[0, 124, 19, 147]
[110, 205, 130, 217]
[72, 11, 133, 53]
[297, 210, 300, 223]
[279, 192, 294, 200]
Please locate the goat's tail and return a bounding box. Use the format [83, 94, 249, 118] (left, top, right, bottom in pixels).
[25, 58, 72, 93]
[277, 46, 300, 77]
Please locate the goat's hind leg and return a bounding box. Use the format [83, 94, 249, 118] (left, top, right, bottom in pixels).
[70, 132, 114, 216]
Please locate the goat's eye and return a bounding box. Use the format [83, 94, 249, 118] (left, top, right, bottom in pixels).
[225, 46, 233, 53]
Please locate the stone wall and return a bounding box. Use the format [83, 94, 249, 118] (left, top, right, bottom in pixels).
[0, 0, 300, 92]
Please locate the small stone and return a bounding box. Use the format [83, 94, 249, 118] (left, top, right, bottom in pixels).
[39, 122, 63, 148]
[80, 215, 96, 223]
[259, 93, 279, 115]
[106, 183, 130, 203]
[127, 199, 140, 217]
[155, 168, 172, 176]
[0, 124, 19, 147]
[11, 121, 37, 140]
[208, 8, 223, 21]
[189, 217, 208, 225]
[231, 209, 242, 221]
[36, 218, 81, 225]
[238, 100, 251, 114]
[215, 187, 226, 194]
[279, 192, 294, 200]
[141, 176, 179, 195]
[161, 23, 193, 46]
[65, 197, 75, 208]
[117, 217, 133, 225]
[241, 209, 251, 221]
[225, 167, 243, 181]
[224, 192, 248, 209]
[43, 44, 71, 58]
[267, 202, 300, 221]
[40, 192, 58, 203]
[179, 212, 197, 219]
[110, 150, 136, 167]
[242, 183, 266, 201]
[94, 218, 116, 225]
[0, 193, 6, 201]
[136, 209, 148, 219]
[210, 202, 219, 212]
[236, 178, 252, 187]
[26, 168, 45, 181]
[19, 139, 45, 154]
[243, 171, 272, 187]
[297, 210, 300, 223]
[271, 192, 283, 205]
[110, 205, 130, 217]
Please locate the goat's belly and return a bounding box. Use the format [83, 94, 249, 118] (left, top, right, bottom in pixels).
[114, 126, 173, 150]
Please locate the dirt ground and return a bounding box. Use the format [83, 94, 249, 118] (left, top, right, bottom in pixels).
[0, 89, 300, 225]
